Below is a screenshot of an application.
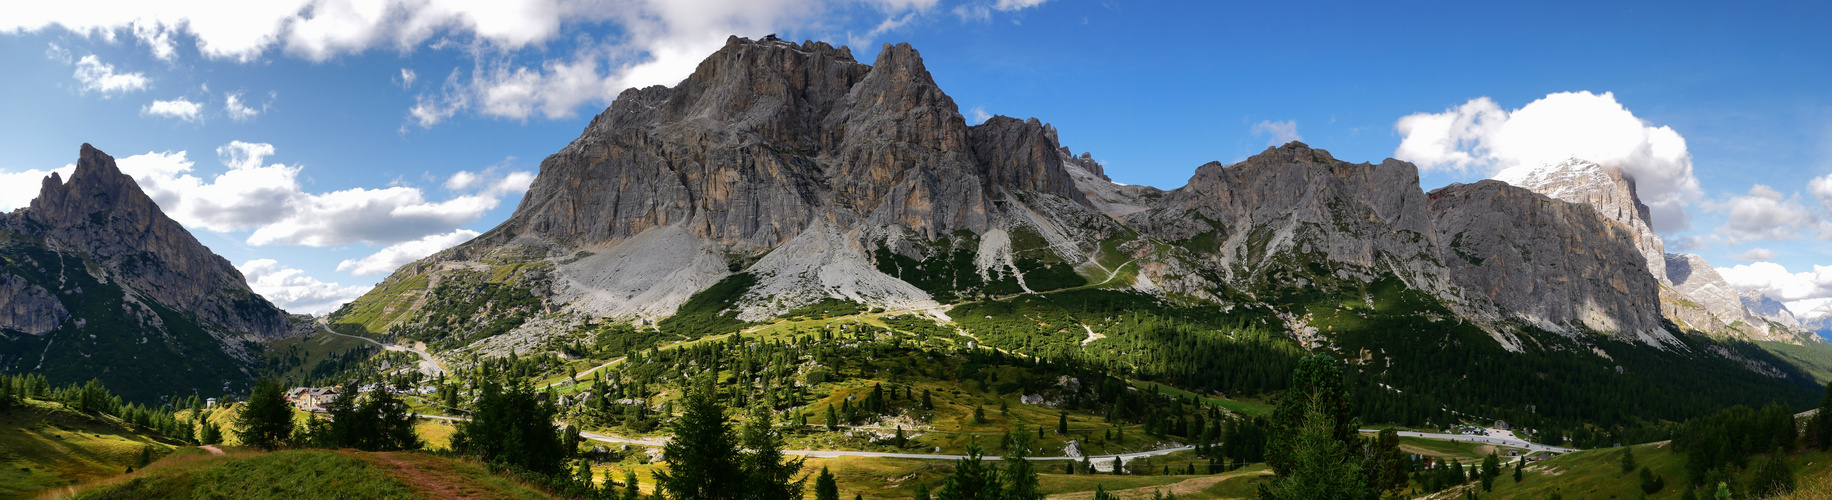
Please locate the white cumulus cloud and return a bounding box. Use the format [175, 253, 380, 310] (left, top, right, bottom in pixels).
[1729, 248, 1776, 261]
[1811, 173, 1832, 209]
[337, 229, 480, 276]
[1394, 91, 1703, 233]
[1251, 120, 1301, 147]
[71, 55, 148, 95]
[238, 258, 371, 315]
[102, 141, 531, 248]
[1707, 184, 1832, 243]
[1717, 261, 1832, 320]
[224, 91, 261, 121]
[0, 166, 76, 211]
[5, 1, 961, 126]
[142, 98, 203, 122]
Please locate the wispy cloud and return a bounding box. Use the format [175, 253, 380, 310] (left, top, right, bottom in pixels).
[142, 98, 202, 122]
[1251, 120, 1301, 146]
[72, 55, 148, 95]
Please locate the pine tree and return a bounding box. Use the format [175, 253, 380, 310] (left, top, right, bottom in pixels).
[938, 442, 1000, 499]
[1058, 412, 1069, 435]
[1513, 458, 1523, 483]
[743, 410, 806, 500]
[922, 389, 933, 410]
[1749, 448, 1795, 497]
[1365, 428, 1407, 496]
[1257, 355, 1369, 500]
[973, 404, 986, 424]
[654, 380, 745, 500]
[623, 469, 640, 500]
[912, 482, 932, 500]
[1812, 380, 1832, 450]
[451, 379, 566, 476]
[198, 420, 222, 445]
[814, 467, 839, 500]
[575, 460, 595, 491]
[235, 379, 293, 451]
[825, 404, 839, 431]
[1113, 456, 1123, 475]
[1002, 429, 1041, 500]
[1481, 451, 1500, 492]
[1621, 445, 1637, 474]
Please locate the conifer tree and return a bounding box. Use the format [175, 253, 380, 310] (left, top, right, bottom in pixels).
[743, 410, 806, 500]
[1481, 451, 1500, 492]
[1621, 445, 1637, 474]
[814, 467, 839, 500]
[654, 379, 745, 500]
[1002, 429, 1041, 500]
[1811, 380, 1832, 450]
[938, 442, 1000, 499]
[623, 469, 641, 500]
[1059, 412, 1069, 435]
[1513, 458, 1523, 483]
[235, 379, 293, 451]
[1749, 448, 1795, 497]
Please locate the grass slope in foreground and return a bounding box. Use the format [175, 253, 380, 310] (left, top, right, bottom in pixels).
[0, 398, 178, 498]
[71, 449, 552, 499]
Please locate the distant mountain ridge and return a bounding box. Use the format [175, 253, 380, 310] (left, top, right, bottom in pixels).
[0, 144, 294, 402]
[332, 36, 1808, 384]
[1493, 157, 1817, 344]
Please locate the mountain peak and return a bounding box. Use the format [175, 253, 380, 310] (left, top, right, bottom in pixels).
[23, 144, 289, 338]
[1493, 157, 1665, 282]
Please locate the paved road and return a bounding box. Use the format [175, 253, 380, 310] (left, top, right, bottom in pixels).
[316, 318, 445, 376]
[1362, 429, 1577, 454]
[416, 414, 1187, 467]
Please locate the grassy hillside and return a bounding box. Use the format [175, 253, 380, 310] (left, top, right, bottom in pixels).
[0, 399, 179, 498]
[68, 449, 555, 499]
[1434, 440, 1832, 500]
[0, 242, 257, 403]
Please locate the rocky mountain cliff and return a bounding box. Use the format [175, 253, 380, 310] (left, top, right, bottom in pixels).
[336, 36, 1781, 361]
[0, 144, 292, 401]
[1493, 159, 1809, 343]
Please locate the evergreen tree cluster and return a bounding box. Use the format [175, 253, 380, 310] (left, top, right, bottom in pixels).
[0, 373, 196, 442]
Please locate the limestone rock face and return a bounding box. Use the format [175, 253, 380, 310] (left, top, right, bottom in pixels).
[26, 145, 289, 338]
[376, 36, 1100, 332]
[1740, 289, 1800, 329]
[340, 38, 1725, 355]
[1495, 159, 1666, 282]
[1129, 143, 1449, 298]
[1665, 253, 1756, 328]
[0, 273, 68, 335]
[1493, 158, 1796, 341]
[1427, 180, 1674, 345]
[0, 144, 295, 402]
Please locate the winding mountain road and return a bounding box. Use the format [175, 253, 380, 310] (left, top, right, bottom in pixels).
[315, 318, 445, 376]
[414, 414, 1186, 468]
[1361, 428, 1576, 454]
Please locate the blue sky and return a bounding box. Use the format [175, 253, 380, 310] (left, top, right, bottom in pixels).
[2, 0, 1830, 316]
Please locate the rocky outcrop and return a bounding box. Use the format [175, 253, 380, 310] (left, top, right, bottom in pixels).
[1664, 253, 1761, 332]
[0, 144, 296, 402]
[1741, 289, 1801, 329]
[1427, 180, 1675, 345]
[27, 145, 289, 338]
[1130, 143, 1449, 298]
[342, 38, 1728, 355]
[1493, 159, 1791, 342]
[0, 273, 68, 335]
[1495, 159, 1666, 281]
[368, 36, 1102, 331]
